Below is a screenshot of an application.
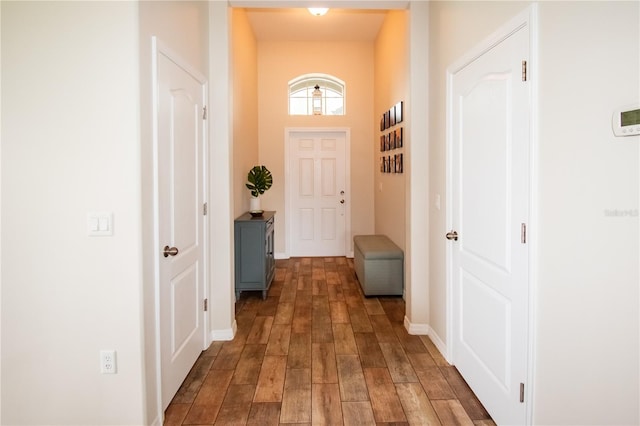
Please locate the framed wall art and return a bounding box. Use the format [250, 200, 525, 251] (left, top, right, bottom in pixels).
[377, 100, 405, 174]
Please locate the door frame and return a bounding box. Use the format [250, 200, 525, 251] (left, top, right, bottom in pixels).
[444, 5, 538, 424]
[151, 36, 210, 415]
[284, 127, 351, 258]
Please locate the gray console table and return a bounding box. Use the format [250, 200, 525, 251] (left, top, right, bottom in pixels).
[234, 211, 275, 300]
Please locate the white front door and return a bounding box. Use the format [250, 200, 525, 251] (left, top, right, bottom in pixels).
[448, 12, 532, 426]
[155, 42, 207, 409]
[288, 129, 348, 257]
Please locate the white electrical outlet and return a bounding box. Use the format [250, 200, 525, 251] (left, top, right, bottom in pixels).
[100, 350, 117, 374]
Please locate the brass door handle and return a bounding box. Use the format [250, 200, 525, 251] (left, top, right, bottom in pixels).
[446, 231, 458, 241]
[163, 246, 179, 257]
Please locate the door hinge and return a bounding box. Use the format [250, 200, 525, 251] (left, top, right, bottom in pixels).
[522, 60, 527, 82]
[520, 382, 525, 403]
[204, 298, 208, 312]
[521, 223, 527, 244]
[203, 106, 207, 120]
[203, 202, 208, 215]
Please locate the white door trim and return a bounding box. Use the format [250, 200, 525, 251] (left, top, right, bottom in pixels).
[284, 127, 351, 259]
[445, 5, 538, 425]
[151, 36, 209, 419]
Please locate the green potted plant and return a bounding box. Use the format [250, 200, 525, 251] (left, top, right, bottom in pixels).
[246, 165, 273, 215]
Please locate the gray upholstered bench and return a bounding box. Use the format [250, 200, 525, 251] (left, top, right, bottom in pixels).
[353, 235, 404, 296]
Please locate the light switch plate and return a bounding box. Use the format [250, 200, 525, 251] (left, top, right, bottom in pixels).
[87, 212, 113, 236]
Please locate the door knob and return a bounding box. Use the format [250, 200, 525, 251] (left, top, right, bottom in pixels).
[445, 231, 458, 241]
[163, 246, 179, 257]
[340, 199, 345, 204]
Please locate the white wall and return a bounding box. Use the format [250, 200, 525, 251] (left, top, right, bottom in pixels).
[0, 3, 3, 422]
[404, 0, 430, 335]
[534, 2, 639, 424]
[1, 2, 214, 423]
[209, 2, 237, 342]
[427, 1, 639, 424]
[1, 2, 145, 424]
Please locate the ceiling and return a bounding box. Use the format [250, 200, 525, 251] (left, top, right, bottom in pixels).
[244, 8, 388, 41]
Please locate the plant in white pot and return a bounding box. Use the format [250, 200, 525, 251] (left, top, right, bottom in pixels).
[246, 165, 273, 216]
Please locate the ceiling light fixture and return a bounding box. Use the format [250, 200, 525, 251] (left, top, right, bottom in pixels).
[308, 7, 329, 16]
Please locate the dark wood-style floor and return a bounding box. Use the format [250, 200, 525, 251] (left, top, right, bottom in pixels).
[164, 257, 494, 425]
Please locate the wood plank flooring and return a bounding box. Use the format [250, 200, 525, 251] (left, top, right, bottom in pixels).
[165, 257, 495, 425]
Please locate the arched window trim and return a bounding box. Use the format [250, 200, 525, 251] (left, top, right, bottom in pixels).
[288, 73, 346, 116]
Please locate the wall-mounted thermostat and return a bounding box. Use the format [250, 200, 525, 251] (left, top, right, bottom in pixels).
[612, 103, 640, 137]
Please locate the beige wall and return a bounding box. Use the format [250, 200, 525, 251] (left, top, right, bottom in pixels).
[374, 11, 409, 250]
[2, 2, 145, 424]
[257, 40, 375, 255]
[231, 8, 259, 218]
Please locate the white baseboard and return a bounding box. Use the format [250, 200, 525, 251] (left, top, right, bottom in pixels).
[402, 317, 451, 363]
[403, 316, 429, 335]
[209, 319, 237, 342]
[150, 415, 162, 426]
[426, 326, 450, 362]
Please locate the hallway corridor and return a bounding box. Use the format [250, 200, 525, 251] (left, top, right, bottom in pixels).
[164, 257, 494, 425]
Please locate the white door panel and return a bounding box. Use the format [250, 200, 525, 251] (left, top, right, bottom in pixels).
[171, 264, 199, 353]
[449, 16, 531, 426]
[156, 46, 206, 410]
[461, 77, 511, 272]
[461, 270, 510, 386]
[289, 130, 348, 257]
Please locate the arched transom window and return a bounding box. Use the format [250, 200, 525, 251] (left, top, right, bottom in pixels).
[288, 74, 345, 116]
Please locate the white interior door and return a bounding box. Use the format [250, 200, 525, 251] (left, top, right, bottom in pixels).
[288, 130, 348, 257]
[448, 16, 531, 426]
[156, 44, 206, 409]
